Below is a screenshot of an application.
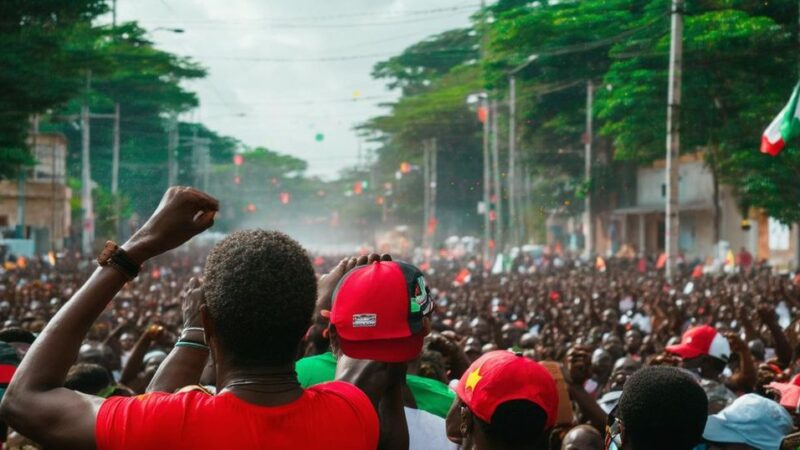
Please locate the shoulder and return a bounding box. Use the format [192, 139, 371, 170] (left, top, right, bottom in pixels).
[308, 381, 379, 448]
[307, 381, 377, 424]
[102, 389, 213, 412]
[97, 391, 213, 450]
[308, 380, 371, 406]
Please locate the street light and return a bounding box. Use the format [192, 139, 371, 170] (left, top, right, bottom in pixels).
[507, 55, 538, 249]
[152, 27, 185, 34]
[466, 91, 491, 265]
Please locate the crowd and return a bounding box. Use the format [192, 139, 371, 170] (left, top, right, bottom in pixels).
[1, 187, 800, 449]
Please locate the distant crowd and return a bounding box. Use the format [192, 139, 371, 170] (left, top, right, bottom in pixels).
[1, 187, 800, 449]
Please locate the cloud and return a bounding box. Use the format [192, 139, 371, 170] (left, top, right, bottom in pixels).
[119, 0, 475, 178]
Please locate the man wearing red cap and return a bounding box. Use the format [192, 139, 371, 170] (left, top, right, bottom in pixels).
[445, 350, 558, 449]
[325, 257, 457, 450]
[666, 325, 738, 413]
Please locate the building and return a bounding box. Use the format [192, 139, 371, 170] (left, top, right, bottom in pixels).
[0, 133, 72, 253]
[604, 152, 796, 267]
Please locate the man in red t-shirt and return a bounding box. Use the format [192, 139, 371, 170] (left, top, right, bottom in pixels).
[0, 187, 379, 450]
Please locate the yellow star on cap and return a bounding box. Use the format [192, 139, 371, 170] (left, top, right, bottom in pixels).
[465, 366, 483, 391]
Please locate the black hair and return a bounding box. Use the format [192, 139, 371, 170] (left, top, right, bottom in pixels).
[65, 363, 113, 395]
[618, 366, 707, 450]
[0, 327, 35, 344]
[203, 230, 317, 367]
[476, 400, 548, 448]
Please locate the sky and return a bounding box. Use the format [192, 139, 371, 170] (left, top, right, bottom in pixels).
[115, 0, 480, 179]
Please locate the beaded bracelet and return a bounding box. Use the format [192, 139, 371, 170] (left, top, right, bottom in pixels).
[175, 340, 210, 352]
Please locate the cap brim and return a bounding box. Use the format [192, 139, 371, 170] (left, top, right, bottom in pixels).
[703, 415, 745, 445]
[665, 343, 704, 359]
[339, 334, 424, 363]
[769, 382, 800, 411]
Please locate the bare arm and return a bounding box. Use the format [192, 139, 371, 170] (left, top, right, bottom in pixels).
[148, 278, 209, 393]
[724, 332, 757, 394]
[759, 305, 792, 368]
[119, 325, 160, 389]
[0, 266, 125, 449]
[335, 356, 409, 450]
[0, 187, 218, 450]
[568, 384, 607, 432]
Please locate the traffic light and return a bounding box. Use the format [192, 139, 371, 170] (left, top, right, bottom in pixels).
[354, 181, 363, 195]
[400, 162, 411, 174]
[234, 175, 241, 185]
[233, 154, 243, 166]
[477, 106, 488, 123]
[280, 192, 290, 204]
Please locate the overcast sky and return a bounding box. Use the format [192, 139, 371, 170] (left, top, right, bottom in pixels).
[116, 0, 479, 178]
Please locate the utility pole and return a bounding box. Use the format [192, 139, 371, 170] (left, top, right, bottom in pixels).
[519, 164, 532, 242]
[191, 127, 212, 192]
[508, 76, 517, 248]
[482, 96, 491, 266]
[584, 81, 594, 259]
[15, 170, 26, 240]
[430, 137, 438, 249]
[112, 102, 121, 239]
[423, 139, 431, 251]
[81, 71, 94, 255]
[491, 98, 503, 252]
[665, 0, 684, 279]
[167, 113, 179, 187]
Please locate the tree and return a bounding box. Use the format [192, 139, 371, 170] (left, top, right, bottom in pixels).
[0, 0, 107, 179]
[596, 0, 798, 234]
[361, 29, 485, 238]
[42, 22, 207, 217]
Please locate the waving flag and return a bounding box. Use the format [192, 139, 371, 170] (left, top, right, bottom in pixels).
[761, 83, 800, 156]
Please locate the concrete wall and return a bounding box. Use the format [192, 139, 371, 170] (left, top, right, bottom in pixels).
[0, 180, 71, 250]
[637, 160, 714, 206]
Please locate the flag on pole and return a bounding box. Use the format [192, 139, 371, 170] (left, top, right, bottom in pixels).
[761, 83, 800, 156]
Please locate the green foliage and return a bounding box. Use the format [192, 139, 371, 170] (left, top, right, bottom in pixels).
[42, 22, 208, 217]
[0, 0, 108, 178]
[360, 0, 800, 242]
[362, 30, 485, 238]
[596, 0, 799, 221]
[372, 28, 478, 96]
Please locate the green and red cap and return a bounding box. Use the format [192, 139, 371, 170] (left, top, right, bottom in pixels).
[329, 260, 432, 363]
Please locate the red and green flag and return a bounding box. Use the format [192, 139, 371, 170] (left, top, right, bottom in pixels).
[761, 83, 800, 156]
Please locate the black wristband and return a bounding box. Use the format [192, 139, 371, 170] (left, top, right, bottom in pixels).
[109, 248, 140, 280]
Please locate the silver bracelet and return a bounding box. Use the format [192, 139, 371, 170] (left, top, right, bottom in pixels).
[181, 327, 205, 341]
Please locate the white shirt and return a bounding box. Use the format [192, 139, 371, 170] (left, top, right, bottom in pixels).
[405, 407, 458, 450]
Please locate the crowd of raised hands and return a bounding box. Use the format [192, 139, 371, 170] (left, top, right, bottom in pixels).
[2, 187, 800, 449]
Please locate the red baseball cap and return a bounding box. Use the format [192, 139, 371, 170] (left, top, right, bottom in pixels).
[769, 381, 800, 412]
[329, 260, 431, 363]
[455, 350, 558, 428]
[666, 325, 731, 362]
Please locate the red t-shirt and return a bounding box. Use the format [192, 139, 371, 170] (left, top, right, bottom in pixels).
[96, 381, 378, 450]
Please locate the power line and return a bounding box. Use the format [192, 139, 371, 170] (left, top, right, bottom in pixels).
[139, 14, 470, 30]
[138, 3, 480, 24]
[202, 48, 474, 63]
